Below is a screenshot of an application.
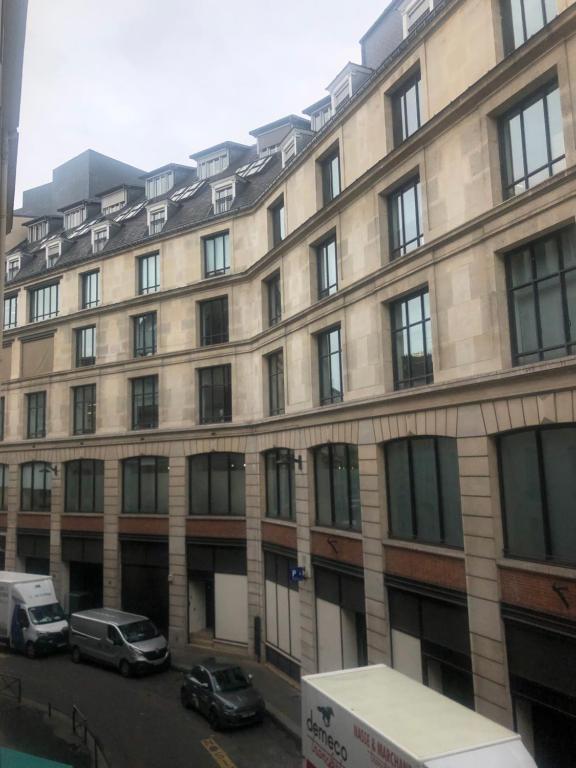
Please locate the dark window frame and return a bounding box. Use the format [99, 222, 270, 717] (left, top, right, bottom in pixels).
[137, 252, 160, 295]
[199, 296, 229, 346]
[267, 350, 285, 416]
[198, 364, 232, 424]
[316, 234, 338, 299]
[270, 197, 286, 246]
[313, 443, 361, 531]
[29, 283, 59, 322]
[4, 294, 17, 329]
[64, 459, 104, 513]
[131, 375, 159, 430]
[388, 177, 424, 259]
[188, 452, 245, 516]
[499, 81, 565, 199]
[498, 425, 576, 566]
[73, 384, 96, 435]
[264, 448, 295, 520]
[502, 0, 556, 54]
[318, 326, 343, 405]
[75, 325, 96, 367]
[390, 288, 433, 390]
[26, 391, 46, 439]
[203, 231, 230, 278]
[81, 270, 100, 309]
[133, 312, 157, 357]
[0, 463, 7, 510]
[506, 228, 576, 365]
[321, 150, 341, 205]
[392, 72, 422, 145]
[20, 461, 52, 512]
[0, 396, 4, 441]
[385, 436, 464, 548]
[122, 455, 169, 514]
[266, 271, 282, 327]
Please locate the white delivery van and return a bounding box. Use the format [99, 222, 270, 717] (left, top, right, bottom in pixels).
[302, 665, 538, 768]
[0, 572, 68, 658]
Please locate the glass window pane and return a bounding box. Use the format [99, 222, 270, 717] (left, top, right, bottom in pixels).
[278, 461, 292, 519]
[332, 445, 350, 528]
[509, 248, 532, 287]
[266, 452, 278, 517]
[537, 276, 564, 349]
[315, 447, 332, 526]
[66, 462, 80, 513]
[512, 286, 539, 355]
[437, 438, 463, 547]
[541, 428, 576, 564]
[500, 431, 546, 559]
[387, 441, 413, 539]
[412, 439, 441, 544]
[190, 455, 209, 515]
[566, 270, 576, 345]
[523, 0, 545, 37]
[506, 114, 525, 187]
[94, 461, 104, 513]
[546, 88, 565, 162]
[139, 458, 156, 514]
[123, 460, 138, 513]
[157, 459, 169, 514]
[523, 98, 548, 177]
[229, 453, 245, 516]
[211, 454, 229, 515]
[534, 236, 559, 278]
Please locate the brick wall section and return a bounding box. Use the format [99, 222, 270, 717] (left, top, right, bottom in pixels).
[17, 513, 50, 530]
[311, 531, 363, 567]
[500, 567, 576, 620]
[384, 546, 467, 591]
[296, 448, 316, 675]
[168, 456, 187, 646]
[261, 520, 297, 551]
[118, 517, 169, 536]
[359, 437, 389, 664]
[103, 459, 120, 608]
[245, 441, 262, 656]
[457, 419, 513, 729]
[185, 518, 246, 539]
[61, 515, 104, 533]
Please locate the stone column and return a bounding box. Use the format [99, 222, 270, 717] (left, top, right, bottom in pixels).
[102, 458, 120, 608]
[49, 464, 64, 595]
[295, 447, 316, 675]
[168, 454, 187, 646]
[358, 430, 389, 664]
[4, 463, 18, 570]
[245, 439, 263, 658]
[458, 423, 513, 728]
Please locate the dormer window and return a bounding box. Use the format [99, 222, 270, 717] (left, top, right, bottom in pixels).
[198, 154, 228, 180]
[313, 105, 332, 132]
[148, 205, 167, 235]
[46, 242, 61, 268]
[282, 138, 297, 167]
[28, 220, 48, 243]
[6, 256, 20, 281]
[213, 184, 234, 214]
[333, 80, 351, 111]
[146, 171, 173, 200]
[92, 226, 109, 254]
[403, 0, 433, 36]
[64, 206, 86, 231]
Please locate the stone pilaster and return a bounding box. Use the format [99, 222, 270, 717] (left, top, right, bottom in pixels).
[295, 447, 316, 675]
[358, 436, 389, 664]
[458, 426, 513, 728]
[168, 455, 187, 646]
[245, 439, 263, 657]
[103, 458, 120, 608]
[49, 464, 63, 594]
[4, 463, 18, 570]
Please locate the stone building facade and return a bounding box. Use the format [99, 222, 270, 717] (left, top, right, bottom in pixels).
[2, 0, 576, 764]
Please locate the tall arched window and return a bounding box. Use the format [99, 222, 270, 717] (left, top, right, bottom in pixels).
[0, 464, 7, 511]
[21, 462, 52, 512]
[65, 460, 104, 513]
[122, 456, 168, 514]
[188, 453, 245, 516]
[313, 444, 360, 531]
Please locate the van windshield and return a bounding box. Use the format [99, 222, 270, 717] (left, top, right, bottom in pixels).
[119, 620, 160, 643]
[29, 603, 66, 625]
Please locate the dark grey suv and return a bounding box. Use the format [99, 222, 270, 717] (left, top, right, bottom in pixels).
[180, 659, 265, 729]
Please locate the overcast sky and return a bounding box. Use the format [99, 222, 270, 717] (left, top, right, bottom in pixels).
[15, 0, 388, 206]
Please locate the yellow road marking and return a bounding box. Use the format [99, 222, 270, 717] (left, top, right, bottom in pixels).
[201, 737, 238, 768]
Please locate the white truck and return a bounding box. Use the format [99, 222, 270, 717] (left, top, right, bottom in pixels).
[302, 665, 538, 768]
[0, 572, 68, 658]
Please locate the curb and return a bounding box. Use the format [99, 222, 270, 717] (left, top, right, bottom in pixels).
[172, 661, 301, 743]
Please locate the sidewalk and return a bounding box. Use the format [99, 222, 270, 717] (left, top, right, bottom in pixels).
[171, 644, 302, 741]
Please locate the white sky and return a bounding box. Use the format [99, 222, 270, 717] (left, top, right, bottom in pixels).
[15, 0, 389, 206]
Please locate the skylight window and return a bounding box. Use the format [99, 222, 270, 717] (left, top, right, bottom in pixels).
[236, 156, 272, 178]
[70, 218, 101, 238]
[115, 201, 146, 222]
[170, 181, 205, 201]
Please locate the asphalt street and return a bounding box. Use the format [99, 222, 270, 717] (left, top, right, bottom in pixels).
[0, 650, 301, 768]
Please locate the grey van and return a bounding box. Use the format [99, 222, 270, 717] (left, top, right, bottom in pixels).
[69, 608, 170, 677]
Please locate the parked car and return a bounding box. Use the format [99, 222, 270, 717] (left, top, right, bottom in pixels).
[180, 658, 265, 729]
[69, 608, 170, 677]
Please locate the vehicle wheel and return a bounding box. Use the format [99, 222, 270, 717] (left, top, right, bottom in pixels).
[71, 646, 82, 664]
[180, 687, 191, 709]
[119, 660, 132, 678]
[25, 641, 36, 659]
[208, 708, 221, 731]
